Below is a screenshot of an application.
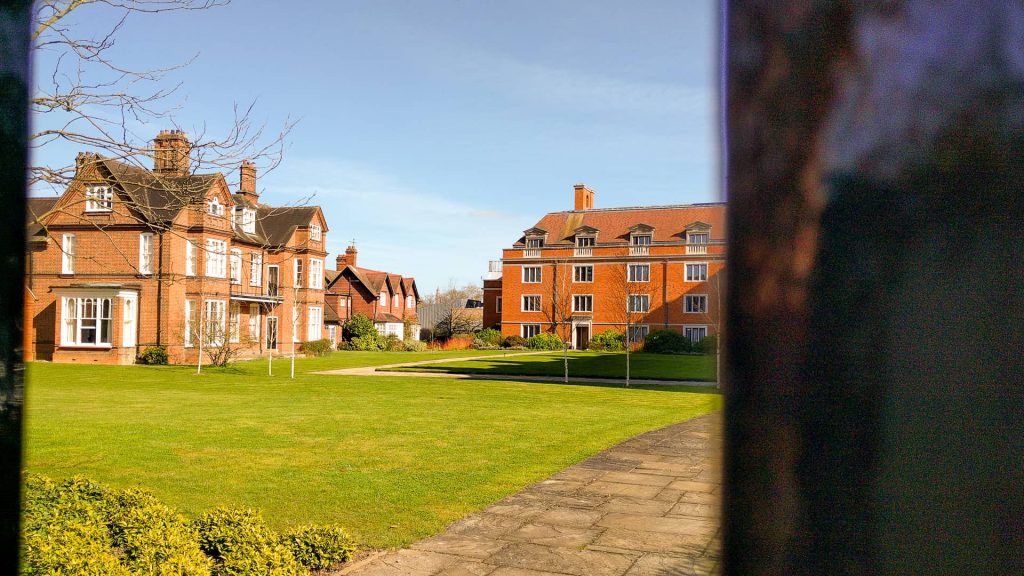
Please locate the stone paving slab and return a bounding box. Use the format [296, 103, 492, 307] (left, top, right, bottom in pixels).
[341, 411, 722, 576]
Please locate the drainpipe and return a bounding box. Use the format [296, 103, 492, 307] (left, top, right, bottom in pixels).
[662, 259, 669, 329]
[156, 232, 164, 345]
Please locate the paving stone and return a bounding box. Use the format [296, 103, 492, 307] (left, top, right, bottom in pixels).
[583, 481, 663, 499]
[447, 514, 528, 539]
[484, 503, 547, 519]
[667, 502, 717, 519]
[539, 493, 607, 509]
[411, 534, 510, 559]
[598, 497, 675, 516]
[654, 488, 685, 503]
[438, 561, 497, 576]
[598, 471, 675, 487]
[667, 481, 718, 493]
[486, 543, 635, 576]
[532, 507, 605, 528]
[578, 456, 642, 471]
[597, 513, 718, 536]
[677, 492, 720, 506]
[507, 523, 602, 548]
[624, 553, 718, 576]
[532, 480, 585, 494]
[550, 468, 606, 482]
[590, 529, 711, 556]
[346, 549, 460, 576]
[486, 567, 569, 576]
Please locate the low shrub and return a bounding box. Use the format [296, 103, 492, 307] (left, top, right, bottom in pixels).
[475, 328, 502, 347]
[348, 334, 384, 351]
[299, 339, 333, 357]
[470, 338, 499, 350]
[525, 332, 564, 350]
[137, 345, 169, 365]
[192, 507, 304, 576]
[589, 330, 625, 352]
[403, 340, 427, 352]
[440, 334, 474, 350]
[501, 335, 526, 349]
[103, 488, 211, 575]
[282, 525, 355, 571]
[695, 334, 718, 355]
[381, 335, 404, 352]
[643, 329, 691, 354]
[344, 314, 377, 340]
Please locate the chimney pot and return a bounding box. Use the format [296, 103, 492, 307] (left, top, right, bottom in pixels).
[574, 183, 595, 210]
[239, 160, 257, 200]
[153, 130, 191, 176]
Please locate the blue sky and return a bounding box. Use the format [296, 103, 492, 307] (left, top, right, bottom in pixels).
[32, 0, 718, 291]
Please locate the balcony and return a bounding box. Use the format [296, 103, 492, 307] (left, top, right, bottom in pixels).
[523, 248, 541, 258]
[686, 244, 708, 255]
[231, 283, 283, 305]
[574, 247, 593, 257]
[629, 245, 650, 256]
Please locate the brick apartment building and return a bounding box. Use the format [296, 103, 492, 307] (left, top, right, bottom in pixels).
[484, 184, 726, 349]
[25, 130, 336, 365]
[324, 244, 421, 342]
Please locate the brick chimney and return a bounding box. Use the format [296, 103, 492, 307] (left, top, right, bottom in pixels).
[336, 243, 358, 269]
[153, 130, 191, 176]
[574, 183, 595, 210]
[239, 160, 258, 202]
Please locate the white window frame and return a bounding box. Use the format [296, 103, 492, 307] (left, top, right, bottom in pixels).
[309, 259, 323, 289]
[307, 306, 322, 341]
[138, 233, 154, 275]
[575, 236, 595, 247]
[184, 299, 195, 347]
[628, 294, 650, 313]
[242, 208, 256, 233]
[205, 239, 227, 278]
[628, 324, 650, 343]
[229, 249, 242, 285]
[185, 240, 197, 277]
[309, 224, 322, 241]
[61, 234, 76, 275]
[684, 325, 708, 343]
[294, 258, 304, 288]
[407, 295, 415, 309]
[685, 263, 708, 282]
[684, 294, 708, 313]
[292, 305, 300, 343]
[84, 185, 113, 212]
[573, 265, 593, 283]
[266, 316, 278, 350]
[249, 253, 262, 286]
[631, 234, 652, 245]
[61, 296, 113, 347]
[522, 295, 541, 312]
[205, 300, 227, 346]
[688, 232, 709, 245]
[573, 294, 593, 313]
[228, 301, 241, 343]
[522, 323, 542, 338]
[207, 197, 224, 216]
[628, 263, 650, 283]
[380, 291, 387, 307]
[526, 237, 544, 249]
[248, 303, 260, 341]
[327, 324, 338, 344]
[496, 296, 502, 313]
[522, 265, 542, 283]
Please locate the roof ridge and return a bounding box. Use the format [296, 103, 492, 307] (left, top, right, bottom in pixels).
[546, 202, 727, 215]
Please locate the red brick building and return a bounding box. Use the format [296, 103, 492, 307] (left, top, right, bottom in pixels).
[26, 130, 332, 364]
[485, 184, 726, 348]
[324, 244, 421, 342]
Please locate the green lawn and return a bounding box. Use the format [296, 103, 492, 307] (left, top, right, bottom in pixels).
[381, 350, 718, 382]
[24, 351, 721, 549]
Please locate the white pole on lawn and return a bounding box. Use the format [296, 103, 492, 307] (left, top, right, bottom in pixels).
[196, 299, 204, 375]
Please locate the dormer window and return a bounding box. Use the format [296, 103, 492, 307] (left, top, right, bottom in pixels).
[688, 232, 709, 244]
[233, 207, 256, 234]
[207, 198, 224, 217]
[576, 236, 595, 247]
[631, 234, 652, 245]
[526, 238, 544, 248]
[310, 224, 322, 241]
[85, 186, 113, 212]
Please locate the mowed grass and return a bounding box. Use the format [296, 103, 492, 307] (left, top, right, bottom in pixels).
[24, 351, 721, 549]
[381, 350, 718, 382]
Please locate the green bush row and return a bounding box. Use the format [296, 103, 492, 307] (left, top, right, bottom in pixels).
[299, 339, 333, 357]
[20, 474, 355, 576]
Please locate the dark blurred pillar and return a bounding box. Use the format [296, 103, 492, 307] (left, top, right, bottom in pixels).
[0, 1, 30, 573]
[724, 1, 1023, 575]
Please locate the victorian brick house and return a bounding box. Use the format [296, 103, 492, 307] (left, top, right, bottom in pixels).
[485, 184, 726, 349]
[324, 244, 421, 342]
[26, 130, 330, 364]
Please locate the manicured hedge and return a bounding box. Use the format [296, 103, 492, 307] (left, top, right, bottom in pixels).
[525, 332, 565, 350]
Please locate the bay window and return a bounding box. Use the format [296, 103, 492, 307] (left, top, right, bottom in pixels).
[62, 297, 112, 346]
[205, 239, 227, 278]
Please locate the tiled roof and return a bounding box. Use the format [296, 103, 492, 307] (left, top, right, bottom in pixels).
[255, 206, 320, 247]
[375, 313, 403, 323]
[27, 196, 59, 237]
[324, 299, 341, 323]
[515, 203, 727, 246]
[99, 157, 220, 222]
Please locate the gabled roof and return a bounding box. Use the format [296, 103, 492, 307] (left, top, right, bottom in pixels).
[401, 277, 420, 300]
[98, 157, 221, 223]
[324, 298, 341, 324]
[27, 196, 59, 237]
[523, 226, 548, 236]
[514, 203, 727, 245]
[255, 206, 321, 247]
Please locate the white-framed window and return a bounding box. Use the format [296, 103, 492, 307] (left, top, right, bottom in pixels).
[309, 224, 322, 241]
[138, 233, 154, 275]
[267, 265, 280, 297]
[229, 249, 242, 284]
[526, 238, 544, 248]
[266, 316, 278, 350]
[688, 232, 709, 245]
[496, 296, 502, 313]
[628, 324, 649, 343]
[309, 259, 323, 289]
[250, 253, 262, 286]
[379, 291, 387, 307]
[85, 185, 113, 212]
[522, 295, 541, 312]
[185, 240, 197, 276]
[576, 236, 595, 247]
[61, 234, 76, 275]
[685, 263, 708, 282]
[248, 303, 260, 341]
[307, 306, 322, 341]
[628, 264, 650, 282]
[292, 305, 300, 342]
[207, 197, 224, 216]
[631, 234, 652, 245]
[233, 207, 256, 234]
[205, 300, 227, 346]
[684, 294, 708, 313]
[573, 294, 593, 312]
[628, 294, 650, 313]
[684, 325, 708, 343]
[406, 295, 415, 309]
[522, 324, 542, 338]
[522, 266, 542, 283]
[294, 258, 304, 287]
[327, 324, 337, 344]
[184, 299, 195, 346]
[61, 297, 112, 346]
[205, 239, 227, 278]
[574, 265, 593, 283]
[228, 301, 241, 343]
[339, 296, 347, 309]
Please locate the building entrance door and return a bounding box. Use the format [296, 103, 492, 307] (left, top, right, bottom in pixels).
[574, 325, 590, 350]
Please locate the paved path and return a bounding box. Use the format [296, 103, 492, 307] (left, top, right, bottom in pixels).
[341, 411, 722, 576]
[314, 352, 716, 388]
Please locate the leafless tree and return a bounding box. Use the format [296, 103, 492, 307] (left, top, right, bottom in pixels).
[420, 281, 483, 340]
[184, 305, 251, 369]
[606, 262, 652, 387]
[540, 259, 574, 383]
